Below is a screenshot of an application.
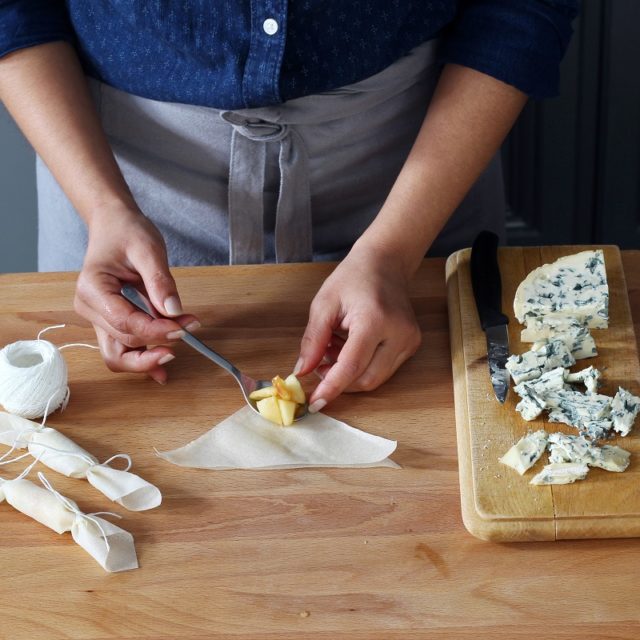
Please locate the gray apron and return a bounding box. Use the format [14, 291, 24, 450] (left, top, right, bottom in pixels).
[37, 39, 506, 271]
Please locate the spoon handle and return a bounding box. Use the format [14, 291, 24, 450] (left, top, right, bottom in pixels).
[120, 284, 241, 379]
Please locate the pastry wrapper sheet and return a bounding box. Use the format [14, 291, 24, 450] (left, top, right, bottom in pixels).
[0, 412, 161, 511]
[0, 475, 138, 572]
[158, 406, 399, 470]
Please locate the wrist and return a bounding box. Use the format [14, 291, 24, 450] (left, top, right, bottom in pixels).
[83, 196, 143, 229]
[347, 236, 416, 285]
[350, 229, 431, 282]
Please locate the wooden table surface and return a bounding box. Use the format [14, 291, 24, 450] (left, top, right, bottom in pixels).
[0, 253, 639, 640]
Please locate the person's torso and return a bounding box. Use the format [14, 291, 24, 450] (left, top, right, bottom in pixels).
[66, 0, 457, 109]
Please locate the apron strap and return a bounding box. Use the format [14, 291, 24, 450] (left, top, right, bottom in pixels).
[221, 111, 313, 265]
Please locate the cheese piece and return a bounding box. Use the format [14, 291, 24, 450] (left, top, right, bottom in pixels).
[514, 250, 609, 328]
[513, 368, 566, 421]
[515, 389, 547, 421]
[544, 389, 612, 428]
[592, 445, 631, 472]
[506, 340, 575, 385]
[610, 387, 640, 436]
[499, 430, 548, 475]
[530, 462, 589, 485]
[578, 419, 613, 441]
[514, 367, 566, 396]
[548, 433, 593, 465]
[548, 433, 630, 472]
[564, 366, 602, 394]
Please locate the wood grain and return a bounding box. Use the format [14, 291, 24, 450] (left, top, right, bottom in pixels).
[447, 246, 640, 542]
[0, 255, 639, 639]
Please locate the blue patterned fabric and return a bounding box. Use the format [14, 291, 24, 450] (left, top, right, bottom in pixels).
[0, 1, 579, 107]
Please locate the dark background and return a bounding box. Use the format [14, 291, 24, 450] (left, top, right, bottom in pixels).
[1, 0, 638, 273]
[502, 0, 640, 248]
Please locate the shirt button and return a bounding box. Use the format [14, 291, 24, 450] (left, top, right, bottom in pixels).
[263, 18, 279, 35]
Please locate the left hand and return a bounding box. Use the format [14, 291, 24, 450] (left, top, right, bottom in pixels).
[295, 243, 422, 412]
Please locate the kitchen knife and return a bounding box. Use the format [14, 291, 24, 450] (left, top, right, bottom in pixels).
[470, 231, 510, 403]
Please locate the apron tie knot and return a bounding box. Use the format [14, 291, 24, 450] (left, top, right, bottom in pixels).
[220, 111, 312, 265]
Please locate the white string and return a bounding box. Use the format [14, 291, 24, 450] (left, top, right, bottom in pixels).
[37, 325, 66, 340]
[0, 450, 32, 466]
[37, 321, 99, 351]
[37, 472, 119, 553]
[58, 344, 100, 351]
[102, 454, 133, 473]
[16, 456, 40, 480]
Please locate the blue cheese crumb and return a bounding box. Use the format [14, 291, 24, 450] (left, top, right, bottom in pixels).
[564, 366, 602, 394]
[610, 387, 640, 436]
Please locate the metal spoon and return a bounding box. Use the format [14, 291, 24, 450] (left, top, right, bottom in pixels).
[121, 284, 308, 420]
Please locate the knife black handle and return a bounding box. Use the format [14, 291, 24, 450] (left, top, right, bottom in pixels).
[470, 231, 509, 330]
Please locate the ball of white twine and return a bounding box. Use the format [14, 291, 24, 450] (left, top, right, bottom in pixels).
[0, 338, 69, 419]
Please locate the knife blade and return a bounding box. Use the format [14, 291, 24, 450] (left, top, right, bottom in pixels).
[470, 231, 510, 403]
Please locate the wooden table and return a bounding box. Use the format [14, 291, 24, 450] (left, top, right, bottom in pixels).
[1, 253, 639, 640]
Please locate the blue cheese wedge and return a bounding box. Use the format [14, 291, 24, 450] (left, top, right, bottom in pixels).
[499, 430, 548, 475]
[548, 433, 630, 472]
[610, 387, 640, 436]
[530, 462, 589, 485]
[506, 340, 575, 385]
[564, 366, 602, 394]
[514, 250, 609, 329]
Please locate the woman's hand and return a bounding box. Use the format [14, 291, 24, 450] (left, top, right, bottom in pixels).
[294, 243, 422, 412]
[74, 205, 199, 383]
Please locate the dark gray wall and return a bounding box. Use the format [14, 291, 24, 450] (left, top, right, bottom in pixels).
[0, 102, 37, 272]
[503, 0, 640, 248]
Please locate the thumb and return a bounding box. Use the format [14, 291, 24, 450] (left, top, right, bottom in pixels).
[133, 242, 183, 317]
[295, 298, 337, 377]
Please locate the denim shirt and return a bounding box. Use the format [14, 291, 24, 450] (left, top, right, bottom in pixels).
[0, 1, 579, 108]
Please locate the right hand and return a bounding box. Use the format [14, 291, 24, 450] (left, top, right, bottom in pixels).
[74, 205, 200, 384]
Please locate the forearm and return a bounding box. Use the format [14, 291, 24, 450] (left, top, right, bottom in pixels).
[353, 63, 528, 277]
[0, 41, 136, 224]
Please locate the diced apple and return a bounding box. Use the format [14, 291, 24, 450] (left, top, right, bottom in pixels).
[256, 396, 283, 426]
[249, 386, 276, 401]
[271, 375, 291, 400]
[277, 399, 297, 427]
[283, 374, 306, 404]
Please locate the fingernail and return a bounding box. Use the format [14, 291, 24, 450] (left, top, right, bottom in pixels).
[166, 329, 186, 341]
[184, 320, 201, 332]
[164, 295, 183, 316]
[308, 399, 327, 414]
[313, 369, 325, 380]
[158, 353, 175, 366]
[293, 357, 304, 376]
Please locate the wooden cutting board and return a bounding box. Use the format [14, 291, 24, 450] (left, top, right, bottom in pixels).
[446, 245, 640, 542]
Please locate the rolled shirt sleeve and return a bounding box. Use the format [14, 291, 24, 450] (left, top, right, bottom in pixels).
[0, 0, 73, 59]
[441, 0, 580, 99]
